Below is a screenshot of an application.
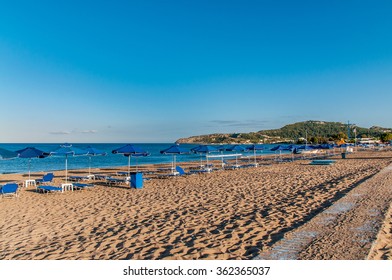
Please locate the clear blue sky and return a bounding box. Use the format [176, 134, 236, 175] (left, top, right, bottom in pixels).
[1, 0, 391, 143]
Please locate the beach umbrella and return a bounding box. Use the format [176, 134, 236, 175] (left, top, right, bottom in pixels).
[226, 145, 246, 166]
[160, 144, 189, 172]
[15, 147, 48, 180]
[112, 144, 150, 175]
[0, 148, 18, 160]
[191, 145, 219, 167]
[85, 146, 107, 176]
[50, 143, 88, 184]
[246, 144, 266, 166]
[270, 145, 290, 160]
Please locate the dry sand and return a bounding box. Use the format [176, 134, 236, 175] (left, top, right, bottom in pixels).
[1, 149, 392, 260]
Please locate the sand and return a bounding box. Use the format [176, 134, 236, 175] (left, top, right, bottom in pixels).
[1, 149, 392, 260]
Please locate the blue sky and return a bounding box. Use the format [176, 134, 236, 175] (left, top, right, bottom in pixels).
[1, 0, 391, 143]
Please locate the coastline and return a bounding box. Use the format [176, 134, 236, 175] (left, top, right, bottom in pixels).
[1, 149, 391, 260]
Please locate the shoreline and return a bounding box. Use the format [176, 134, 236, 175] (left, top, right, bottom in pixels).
[1, 149, 391, 260]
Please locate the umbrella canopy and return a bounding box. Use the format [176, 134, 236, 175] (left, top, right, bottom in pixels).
[246, 144, 266, 151]
[160, 145, 189, 171]
[160, 144, 189, 155]
[50, 144, 87, 183]
[225, 145, 246, 166]
[270, 145, 290, 151]
[246, 144, 266, 166]
[85, 146, 107, 176]
[15, 147, 48, 180]
[0, 148, 18, 160]
[191, 145, 219, 167]
[112, 144, 147, 155]
[225, 145, 247, 152]
[85, 146, 107, 156]
[112, 144, 150, 174]
[270, 145, 291, 161]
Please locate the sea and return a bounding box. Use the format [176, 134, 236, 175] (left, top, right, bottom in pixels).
[0, 143, 283, 174]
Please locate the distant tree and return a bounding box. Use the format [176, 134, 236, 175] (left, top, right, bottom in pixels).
[380, 133, 392, 142]
[332, 132, 348, 141]
[310, 136, 319, 144]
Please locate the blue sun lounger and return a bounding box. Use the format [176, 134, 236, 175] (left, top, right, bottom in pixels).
[0, 183, 19, 198]
[35, 173, 54, 185]
[309, 160, 336, 165]
[69, 175, 90, 181]
[37, 185, 63, 193]
[73, 183, 95, 190]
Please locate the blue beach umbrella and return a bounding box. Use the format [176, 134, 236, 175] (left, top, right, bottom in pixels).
[270, 145, 289, 151]
[226, 145, 246, 166]
[246, 144, 266, 166]
[85, 146, 107, 176]
[112, 144, 150, 175]
[15, 147, 48, 180]
[270, 145, 291, 160]
[50, 143, 88, 183]
[0, 148, 18, 160]
[191, 145, 219, 167]
[160, 144, 189, 171]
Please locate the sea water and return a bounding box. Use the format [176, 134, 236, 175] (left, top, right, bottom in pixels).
[0, 143, 281, 174]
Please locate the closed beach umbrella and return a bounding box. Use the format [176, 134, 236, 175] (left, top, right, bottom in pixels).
[85, 146, 107, 176]
[0, 148, 18, 160]
[15, 147, 48, 180]
[226, 145, 246, 166]
[50, 143, 87, 183]
[112, 144, 150, 175]
[160, 144, 189, 171]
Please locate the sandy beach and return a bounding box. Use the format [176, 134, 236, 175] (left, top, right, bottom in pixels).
[1, 149, 392, 260]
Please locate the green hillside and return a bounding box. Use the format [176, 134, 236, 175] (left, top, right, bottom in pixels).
[176, 120, 392, 144]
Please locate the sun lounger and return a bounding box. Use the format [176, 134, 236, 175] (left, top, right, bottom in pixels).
[0, 183, 19, 198]
[37, 185, 63, 193]
[35, 173, 54, 185]
[73, 183, 95, 190]
[189, 167, 212, 174]
[106, 177, 129, 186]
[93, 174, 110, 180]
[309, 160, 336, 165]
[69, 175, 90, 181]
[176, 166, 192, 175]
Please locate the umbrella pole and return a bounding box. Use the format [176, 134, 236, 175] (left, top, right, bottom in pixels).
[29, 158, 31, 180]
[89, 156, 91, 176]
[254, 149, 256, 166]
[65, 155, 68, 184]
[128, 155, 131, 178]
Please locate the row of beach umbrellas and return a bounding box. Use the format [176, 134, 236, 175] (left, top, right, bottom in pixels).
[0, 143, 338, 177]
